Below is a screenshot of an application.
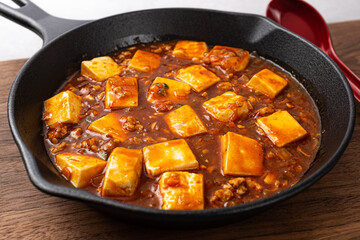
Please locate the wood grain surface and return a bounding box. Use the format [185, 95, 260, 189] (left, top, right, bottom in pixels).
[1, 21, 360, 240]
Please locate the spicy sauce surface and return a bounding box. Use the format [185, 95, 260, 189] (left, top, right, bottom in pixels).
[43, 41, 321, 209]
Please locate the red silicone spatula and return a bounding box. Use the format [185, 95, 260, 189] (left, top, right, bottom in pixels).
[266, 0, 360, 102]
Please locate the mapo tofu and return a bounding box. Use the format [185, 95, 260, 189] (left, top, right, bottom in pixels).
[43, 40, 321, 210]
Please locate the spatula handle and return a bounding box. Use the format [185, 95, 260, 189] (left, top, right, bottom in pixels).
[0, 0, 90, 45]
[328, 50, 360, 102]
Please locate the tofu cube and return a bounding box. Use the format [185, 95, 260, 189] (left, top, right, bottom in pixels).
[222, 132, 264, 176]
[246, 69, 288, 98]
[173, 41, 208, 59]
[101, 147, 142, 197]
[56, 153, 107, 188]
[44, 90, 82, 126]
[203, 91, 249, 122]
[81, 56, 121, 82]
[128, 50, 161, 72]
[176, 65, 220, 92]
[143, 139, 199, 177]
[164, 105, 207, 138]
[207, 45, 250, 72]
[147, 77, 191, 103]
[257, 110, 308, 147]
[105, 76, 138, 109]
[88, 113, 128, 141]
[159, 171, 204, 210]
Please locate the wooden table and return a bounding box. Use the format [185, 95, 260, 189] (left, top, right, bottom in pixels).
[1, 21, 360, 239]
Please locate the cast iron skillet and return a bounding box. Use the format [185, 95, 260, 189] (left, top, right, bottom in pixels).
[1, 0, 355, 225]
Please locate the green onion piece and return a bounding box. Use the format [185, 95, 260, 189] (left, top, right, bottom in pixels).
[98, 151, 108, 160]
[175, 103, 184, 108]
[158, 88, 167, 96]
[85, 116, 93, 123]
[277, 148, 292, 161]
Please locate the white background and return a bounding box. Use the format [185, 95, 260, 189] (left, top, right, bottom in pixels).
[1, 0, 360, 61]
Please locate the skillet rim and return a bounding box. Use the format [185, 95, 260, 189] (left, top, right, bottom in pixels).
[7, 7, 356, 218]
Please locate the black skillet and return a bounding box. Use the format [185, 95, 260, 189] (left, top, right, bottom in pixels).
[1, 0, 355, 226]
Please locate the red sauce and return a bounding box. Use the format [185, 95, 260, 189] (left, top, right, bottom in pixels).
[43, 41, 321, 209]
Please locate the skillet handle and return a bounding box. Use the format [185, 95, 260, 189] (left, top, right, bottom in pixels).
[0, 0, 90, 45]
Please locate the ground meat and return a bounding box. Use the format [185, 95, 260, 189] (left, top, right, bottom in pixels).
[96, 91, 105, 100]
[85, 108, 99, 117]
[164, 71, 175, 78]
[201, 92, 208, 97]
[120, 116, 144, 132]
[47, 123, 69, 144]
[257, 106, 275, 116]
[153, 100, 174, 112]
[210, 177, 248, 207]
[228, 177, 246, 188]
[125, 136, 142, 144]
[143, 136, 156, 143]
[163, 172, 182, 187]
[81, 137, 101, 152]
[99, 139, 121, 154]
[79, 85, 92, 96]
[266, 151, 276, 160]
[246, 178, 263, 192]
[236, 186, 248, 195]
[217, 82, 233, 90]
[50, 142, 68, 153]
[210, 189, 234, 206]
[70, 128, 82, 139]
